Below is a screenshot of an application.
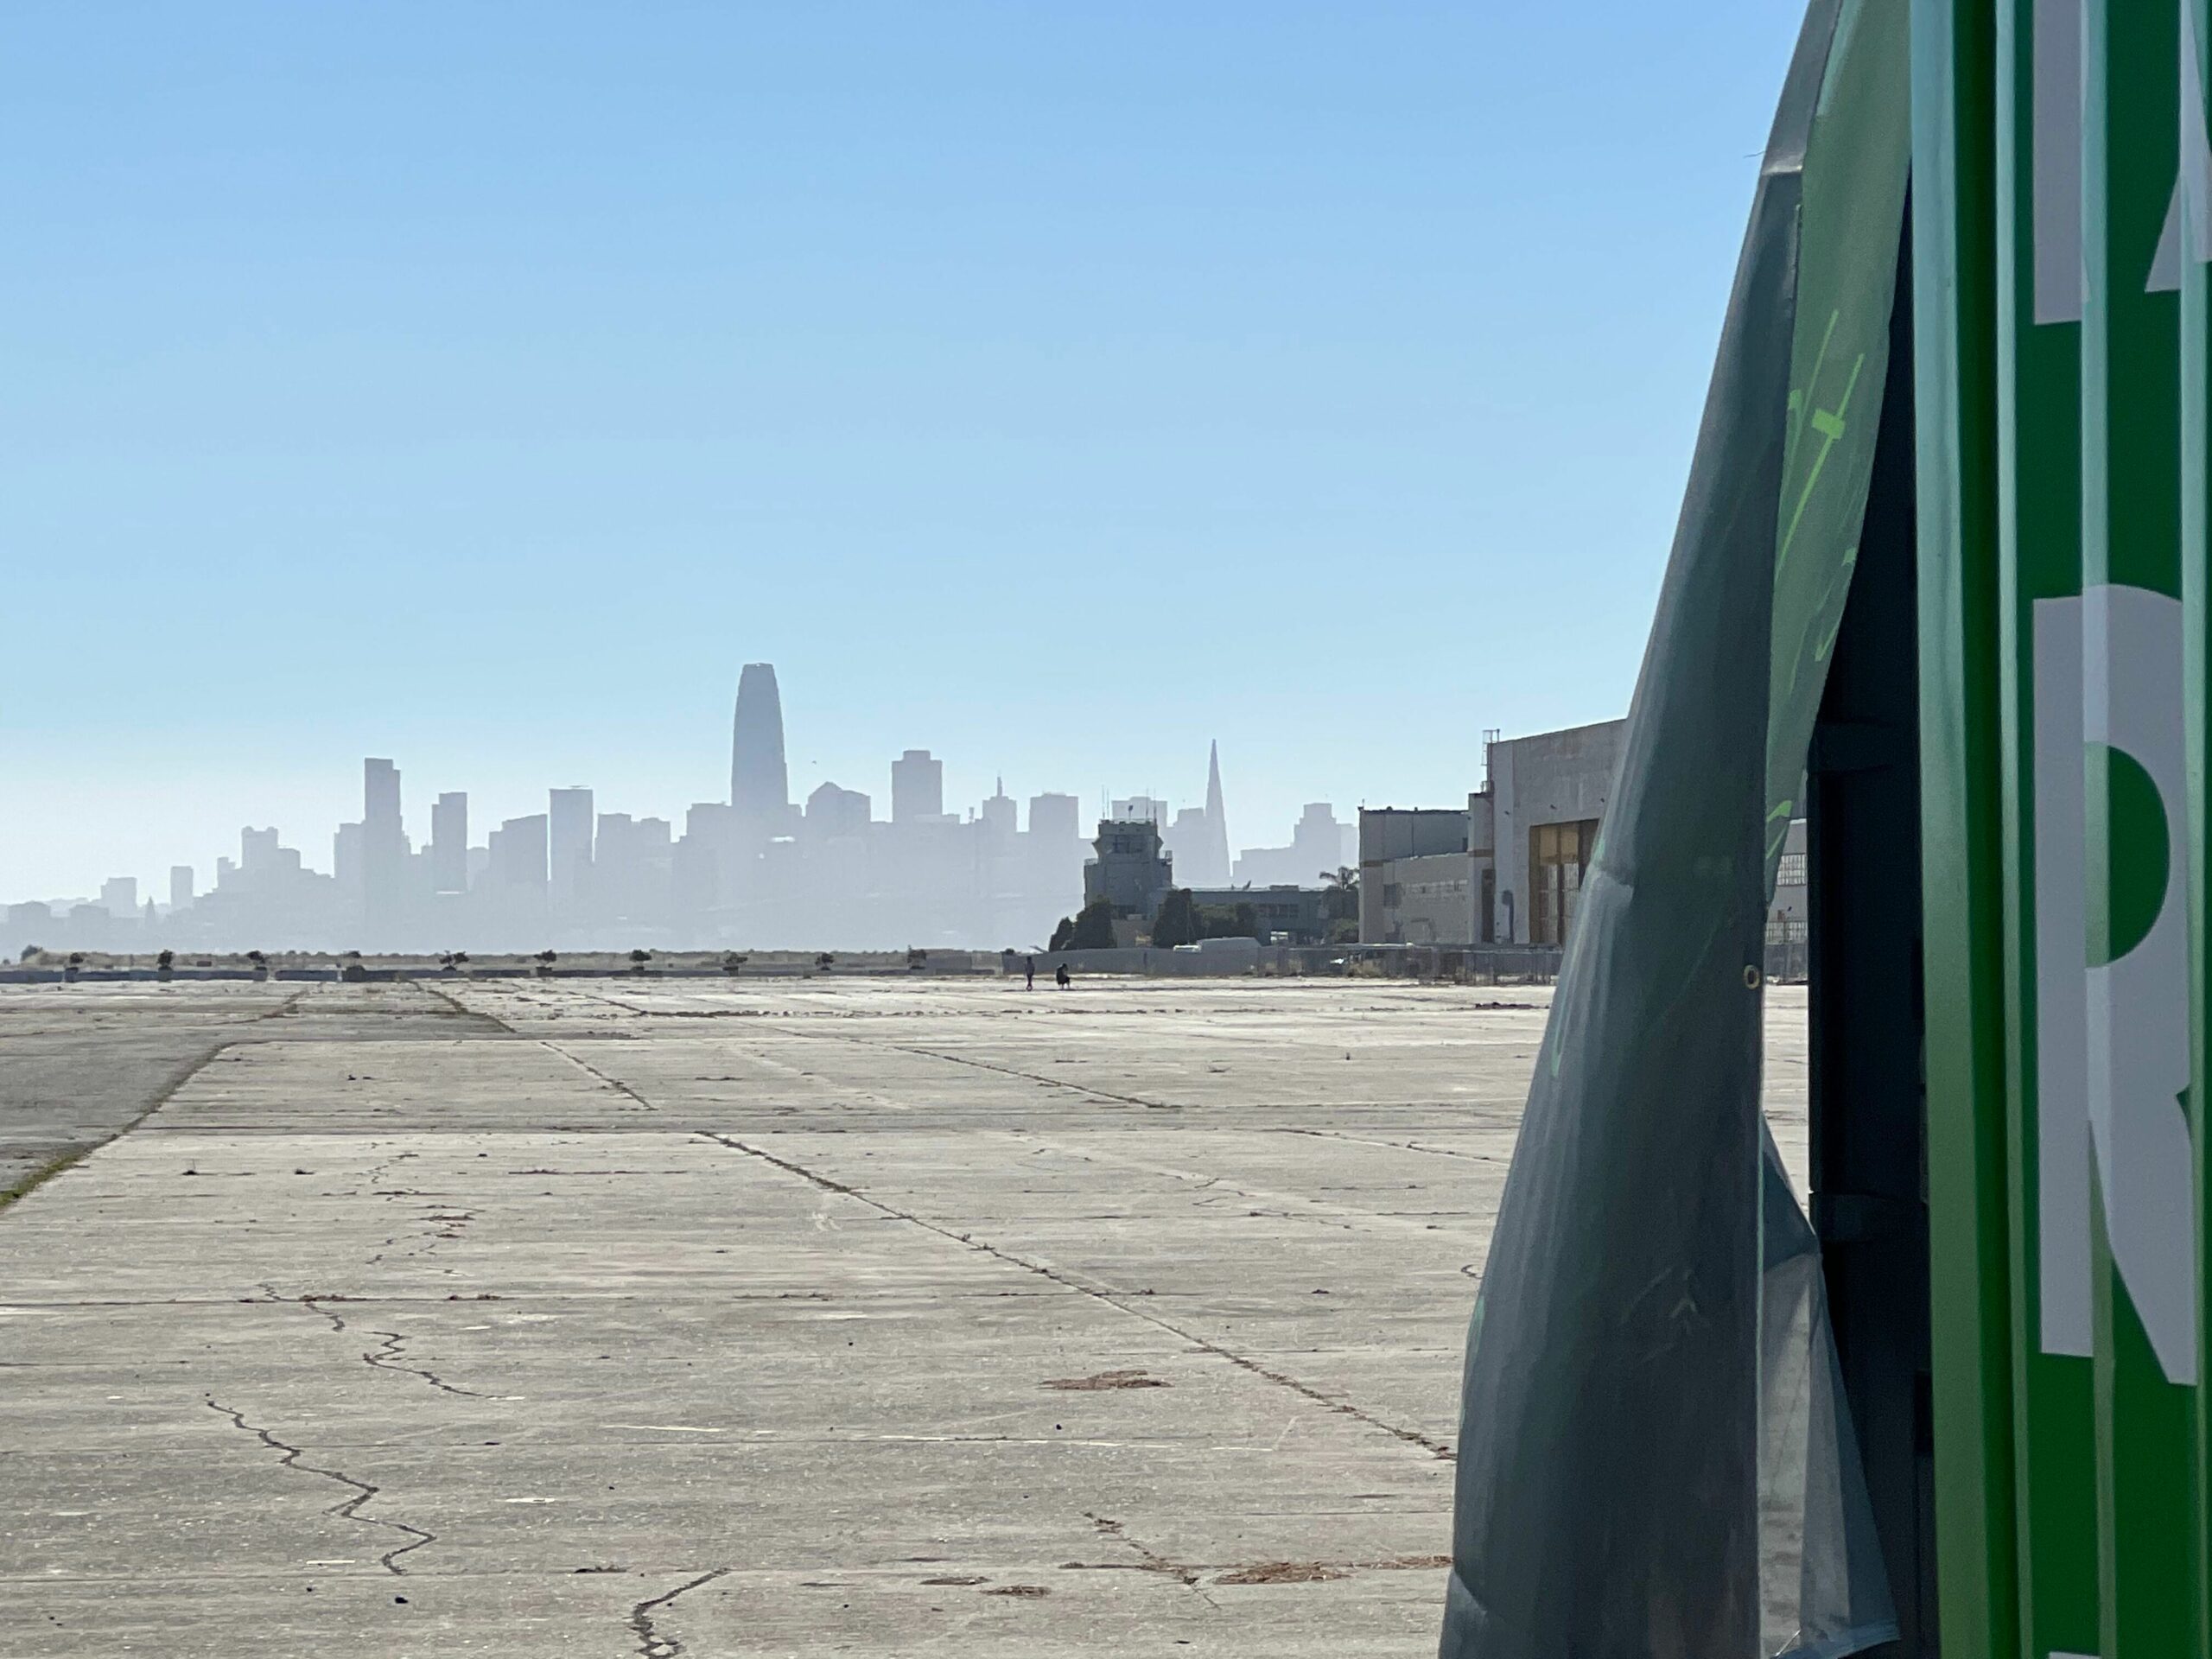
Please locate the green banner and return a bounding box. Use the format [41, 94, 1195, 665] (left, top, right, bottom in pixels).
[1925, 0, 2208, 1649]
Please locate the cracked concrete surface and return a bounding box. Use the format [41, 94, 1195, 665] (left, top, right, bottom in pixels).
[0, 976, 1810, 1655]
[202, 1395, 438, 1573]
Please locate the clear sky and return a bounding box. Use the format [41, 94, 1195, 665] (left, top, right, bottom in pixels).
[3, 3, 1803, 898]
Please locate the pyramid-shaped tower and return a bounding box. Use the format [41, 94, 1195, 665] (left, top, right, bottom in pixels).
[1204, 741, 1230, 886]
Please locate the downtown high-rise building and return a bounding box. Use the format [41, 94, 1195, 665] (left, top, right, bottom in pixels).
[1161, 743, 1232, 887]
[549, 787, 594, 911]
[242, 827, 282, 873]
[1204, 740, 1231, 886]
[489, 814, 548, 888]
[430, 792, 469, 895]
[362, 758, 406, 932]
[729, 663, 790, 833]
[891, 749, 944, 823]
[980, 778, 1017, 845]
[333, 821, 364, 903]
[1027, 793, 1081, 846]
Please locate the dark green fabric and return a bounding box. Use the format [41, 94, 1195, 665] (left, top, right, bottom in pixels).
[1766, 0, 1919, 879]
[1439, 3, 1910, 1653]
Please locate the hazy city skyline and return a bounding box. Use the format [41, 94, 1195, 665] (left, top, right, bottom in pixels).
[3, 663, 1367, 955]
[4, 6, 1804, 903]
[9, 695, 1380, 905]
[9, 661, 1376, 906]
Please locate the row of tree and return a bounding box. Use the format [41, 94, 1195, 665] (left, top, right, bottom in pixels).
[1046, 900, 1117, 952]
[1147, 889, 1266, 948]
[1045, 890, 1269, 953]
[1045, 868, 1359, 954]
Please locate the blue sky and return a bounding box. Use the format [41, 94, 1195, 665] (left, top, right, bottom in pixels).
[3, 3, 1802, 896]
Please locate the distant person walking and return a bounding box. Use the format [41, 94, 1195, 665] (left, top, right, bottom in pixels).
[1055, 962, 1071, 989]
[1024, 956, 1035, 990]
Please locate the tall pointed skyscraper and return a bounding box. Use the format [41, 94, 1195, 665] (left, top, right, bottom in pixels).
[1204, 741, 1230, 885]
[730, 663, 791, 828]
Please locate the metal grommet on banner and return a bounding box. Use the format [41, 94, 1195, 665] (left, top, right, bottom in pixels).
[1744, 964, 1762, 989]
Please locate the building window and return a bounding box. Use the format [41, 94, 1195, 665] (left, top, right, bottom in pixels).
[1529, 818, 1599, 946]
[1480, 868, 1495, 944]
[1382, 883, 1402, 907]
[1776, 851, 1808, 889]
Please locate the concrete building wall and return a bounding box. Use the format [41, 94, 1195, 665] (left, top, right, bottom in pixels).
[1357, 721, 1622, 946]
[1357, 808, 1468, 942]
[1467, 792, 1496, 857]
[1358, 808, 1468, 864]
[1364, 851, 1476, 944]
[1489, 718, 1624, 944]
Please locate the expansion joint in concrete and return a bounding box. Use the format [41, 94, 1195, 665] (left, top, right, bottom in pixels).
[538, 1039, 658, 1110]
[1084, 1513, 1218, 1607]
[777, 1023, 1179, 1109]
[690, 1130, 1455, 1463]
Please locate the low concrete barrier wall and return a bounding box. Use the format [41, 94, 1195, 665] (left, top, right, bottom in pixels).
[1017, 946, 1260, 977]
[1010, 943, 1565, 982]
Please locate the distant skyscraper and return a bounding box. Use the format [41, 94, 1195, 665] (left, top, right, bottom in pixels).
[1164, 808, 1211, 881]
[1027, 793, 1080, 846]
[594, 811, 672, 924]
[1205, 741, 1231, 886]
[980, 778, 1017, 844]
[805, 782, 873, 841]
[492, 814, 549, 887]
[549, 787, 594, 911]
[1292, 802, 1345, 877]
[594, 812, 635, 870]
[363, 758, 406, 931]
[333, 822, 364, 901]
[365, 760, 399, 825]
[730, 664, 791, 829]
[430, 792, 468, 895]
[891, 749, 944, 823]
[1161, 744, 1230, 887]
[169, 865, 194, 912]
[241, 827, 281, 872]
[99, 875, 137, 918]
[1231, 802, 1349, 887]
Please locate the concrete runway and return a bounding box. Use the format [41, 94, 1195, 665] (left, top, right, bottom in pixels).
[0, 976, 1808, 1656]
